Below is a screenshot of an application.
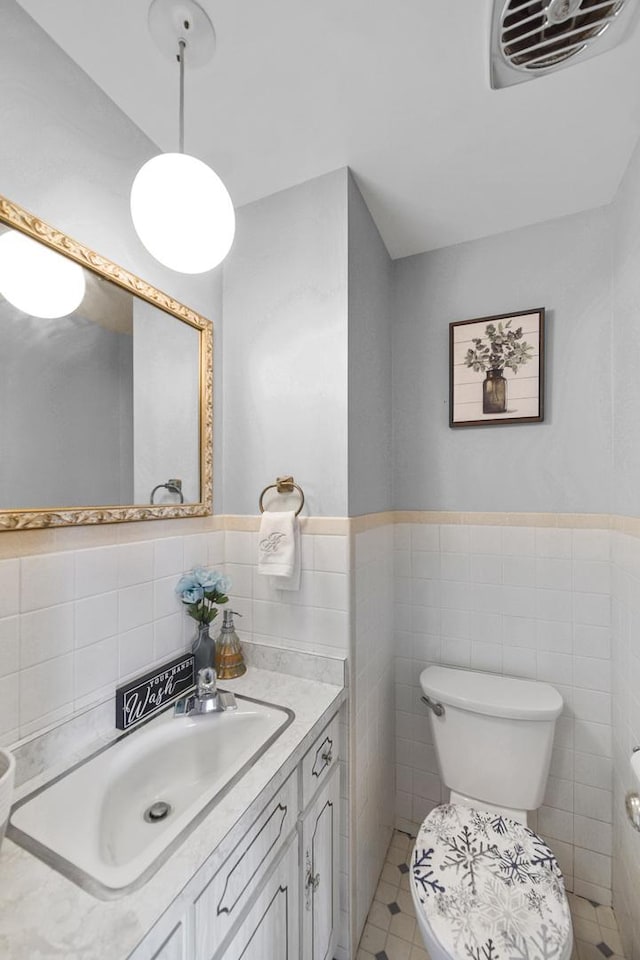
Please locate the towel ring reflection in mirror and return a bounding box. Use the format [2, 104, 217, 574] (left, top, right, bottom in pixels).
[150, 479, 185, 505]
[258, 476, 305, 517]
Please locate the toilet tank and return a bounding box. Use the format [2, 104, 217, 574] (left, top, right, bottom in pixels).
[420, 666, 563, 811]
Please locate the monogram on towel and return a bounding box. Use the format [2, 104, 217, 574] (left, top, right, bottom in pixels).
[260, 531, 287, 554]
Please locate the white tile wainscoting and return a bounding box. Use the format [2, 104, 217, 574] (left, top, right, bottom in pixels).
[222, 524, 350, 655]
[353, 523, 396, 938]
[0, 520, 352, 747]
[0, 528, 224, 743]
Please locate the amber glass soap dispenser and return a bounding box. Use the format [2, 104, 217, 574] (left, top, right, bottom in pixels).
[215, 610, 247, 679]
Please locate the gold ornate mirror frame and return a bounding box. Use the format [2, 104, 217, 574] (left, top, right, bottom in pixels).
[0, 195, 213, 530]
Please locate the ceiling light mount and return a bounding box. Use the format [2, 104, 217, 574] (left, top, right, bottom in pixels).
[148, 0, 216, 68]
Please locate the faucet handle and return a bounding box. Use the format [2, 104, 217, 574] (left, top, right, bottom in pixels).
[196, 667, 217, 698]
[217, 691, 238, 711]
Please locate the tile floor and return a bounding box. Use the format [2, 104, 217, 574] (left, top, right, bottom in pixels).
[357, 831, 626, 960]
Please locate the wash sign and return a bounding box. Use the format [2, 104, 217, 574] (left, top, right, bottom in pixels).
[115, 655, 195, 730]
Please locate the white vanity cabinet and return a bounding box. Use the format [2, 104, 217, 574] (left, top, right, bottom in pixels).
[127, 711, 342, 960]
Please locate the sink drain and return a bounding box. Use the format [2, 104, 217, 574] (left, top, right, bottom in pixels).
[143, 800, 172, 823]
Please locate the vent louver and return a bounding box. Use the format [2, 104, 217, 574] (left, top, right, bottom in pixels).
[491, 0, 639, 87]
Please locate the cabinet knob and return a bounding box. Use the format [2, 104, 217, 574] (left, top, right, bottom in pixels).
[321, 748, 333, 765]
[304, 851, 321, 909]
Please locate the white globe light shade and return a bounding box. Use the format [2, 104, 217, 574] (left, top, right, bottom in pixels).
[130, 153, 235, 273]
[0, 230, 86, 319]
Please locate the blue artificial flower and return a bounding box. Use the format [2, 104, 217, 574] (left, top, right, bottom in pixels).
[216, 575, 231, 594]
[193, 566, 222, 591]
[175, 572, 200, 597]
[175, 567, 230, 622]
[180, 585, 204, 605]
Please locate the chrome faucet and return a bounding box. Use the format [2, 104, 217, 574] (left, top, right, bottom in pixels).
[174, 667, 237, 717]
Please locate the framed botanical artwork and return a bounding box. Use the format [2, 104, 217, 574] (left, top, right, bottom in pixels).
[449, 308, 545, 428]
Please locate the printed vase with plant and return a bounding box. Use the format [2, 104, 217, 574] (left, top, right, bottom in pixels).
[464, 318, 534, 415]
[175, 567, 230, 674]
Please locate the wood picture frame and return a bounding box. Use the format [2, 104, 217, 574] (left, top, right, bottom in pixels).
[449, 307, 545, 428]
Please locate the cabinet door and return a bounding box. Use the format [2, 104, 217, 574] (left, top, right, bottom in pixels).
[221, 833, 299, 960]
[301, 766, 340, 960]
[194, 773, 298, 959]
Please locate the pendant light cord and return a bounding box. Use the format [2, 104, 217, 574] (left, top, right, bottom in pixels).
[178, 38, 186, 154]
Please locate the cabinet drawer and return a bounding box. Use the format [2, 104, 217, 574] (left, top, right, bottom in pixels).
[194, 772, 298, 959]
[301, 713, 340, 807]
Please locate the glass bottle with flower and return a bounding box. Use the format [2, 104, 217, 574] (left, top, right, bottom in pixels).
[175, 567, 230, 674]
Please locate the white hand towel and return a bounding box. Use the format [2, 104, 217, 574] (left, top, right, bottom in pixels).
[258, 510, 301, 590]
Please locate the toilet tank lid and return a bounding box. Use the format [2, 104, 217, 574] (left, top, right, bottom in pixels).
[420, 666, 563, 721]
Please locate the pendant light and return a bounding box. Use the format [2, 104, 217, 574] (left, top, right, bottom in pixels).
[130, 0, 235, 274]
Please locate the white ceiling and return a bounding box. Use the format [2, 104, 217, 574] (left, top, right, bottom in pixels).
[16, 0, 640, 259]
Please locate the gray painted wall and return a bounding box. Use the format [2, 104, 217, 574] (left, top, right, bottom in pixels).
[347, 174, 393, 516]
[221, 170, 393, 519]
[1, 1, 223, 511]
[392, 207, 614, 513]
[612, 135, 640, 519]
[221, 169, 349, 517]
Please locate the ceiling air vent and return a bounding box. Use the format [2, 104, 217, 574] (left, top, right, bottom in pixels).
[491, 0, 640, 88]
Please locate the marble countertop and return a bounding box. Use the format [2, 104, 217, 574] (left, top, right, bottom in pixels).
[0, 667, 345, 960]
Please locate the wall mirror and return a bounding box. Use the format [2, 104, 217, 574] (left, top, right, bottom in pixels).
[0, 195, 213, 530]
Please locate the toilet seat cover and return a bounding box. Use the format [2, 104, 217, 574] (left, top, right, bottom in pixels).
[411, 804, 571, 960]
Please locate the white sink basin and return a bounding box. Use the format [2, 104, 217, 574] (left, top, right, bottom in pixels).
[8, 694, 293, 897]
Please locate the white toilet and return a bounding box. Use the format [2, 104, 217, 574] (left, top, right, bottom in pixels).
[410, 665, 573, 960]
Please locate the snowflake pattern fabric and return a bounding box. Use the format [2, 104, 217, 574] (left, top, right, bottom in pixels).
[411, 804, 571, 960]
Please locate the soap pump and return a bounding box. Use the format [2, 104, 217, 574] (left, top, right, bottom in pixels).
[215, 610, 247, 680]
